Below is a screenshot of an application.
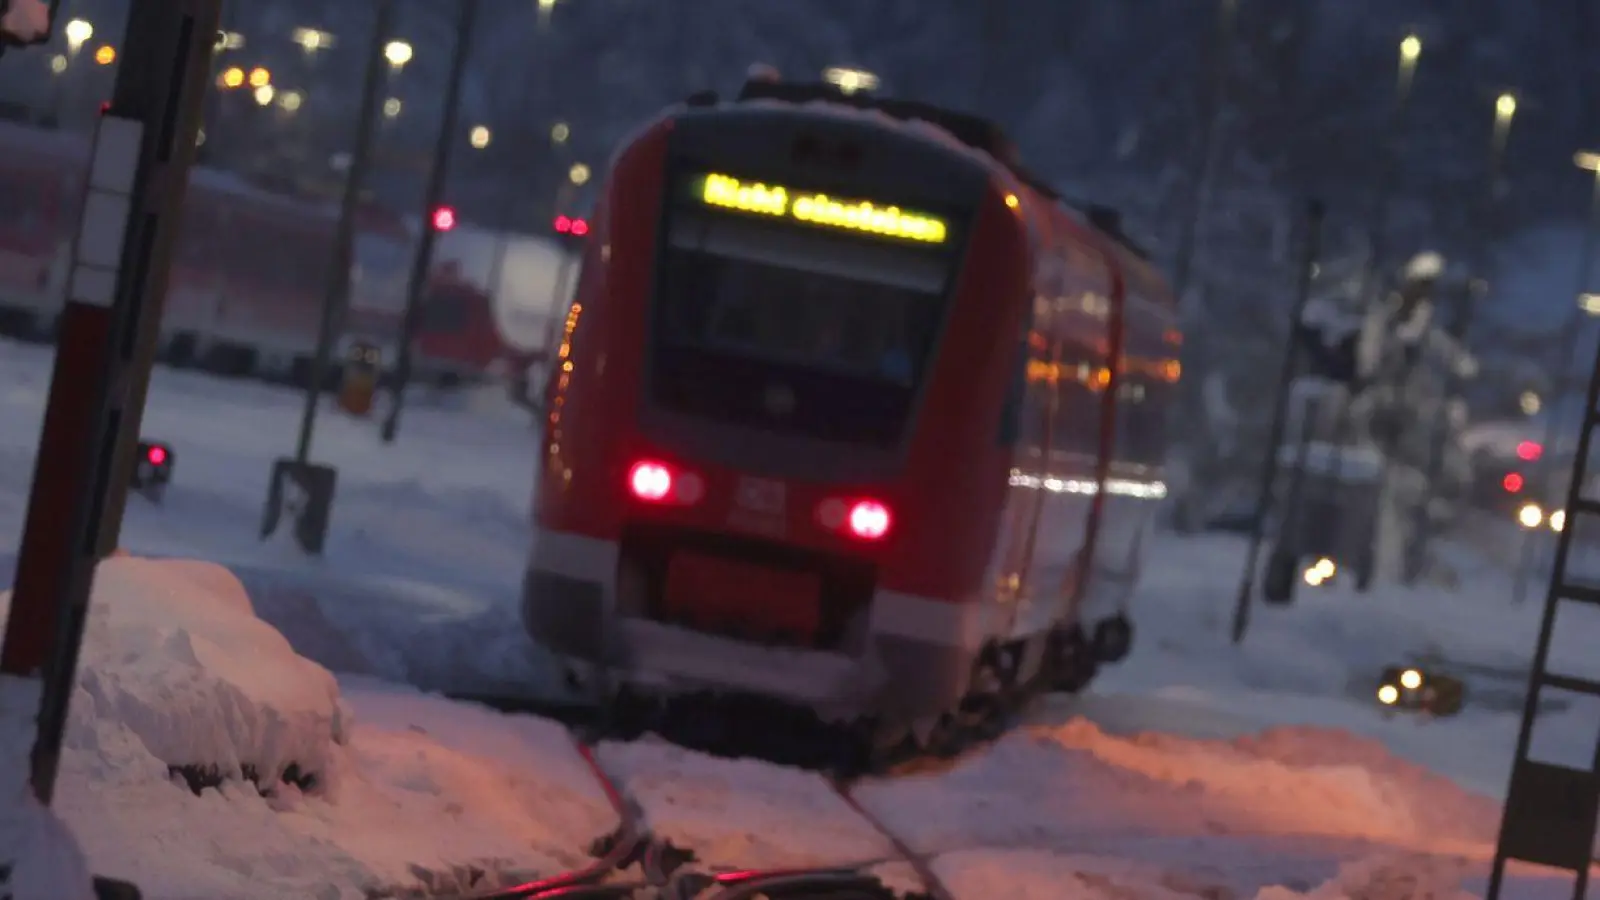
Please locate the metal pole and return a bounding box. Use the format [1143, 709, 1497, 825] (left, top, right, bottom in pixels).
[381, 0, 479, 443]
[1168, 0, 1236, 307]
[291, 0, 392, 464]
[1232, 199, 1325, 644]
[0, 0, 217, 801]
[1165, 0, 1234, 533]
[1512, 164, 1600, 603]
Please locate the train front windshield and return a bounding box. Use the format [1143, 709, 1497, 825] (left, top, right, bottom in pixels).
[650, 172, 965, 446]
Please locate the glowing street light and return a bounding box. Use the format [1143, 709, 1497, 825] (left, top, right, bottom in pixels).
[1520, 391, 1542, 415]
[247, 66, 271, 88]
[219, 66, 245, 89]
[291, 27, 334, 53]
[1495, 92, 1517, 121]
[384, 40, 412, 69]
[383, 97, 403, 119]
[48, 54, 66, 74]
[568, 162, 591, 185]
[550, 121, 570, 144]
[823, 66, 879, 95]
[280, 90, 304, 112]
[253, 84, 275, 107]
[1576, 150, 1600, 172]
[63, 18, 92, 53]
[469, 125, 491, 149]
[93, 45, 116, 66]
[1399, 33, 1422, 65]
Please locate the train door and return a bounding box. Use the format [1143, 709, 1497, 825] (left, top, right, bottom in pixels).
[1012, 245, 1114, 639]
[1082, 289, 1168, 616]
[987, 291, 1051, 638]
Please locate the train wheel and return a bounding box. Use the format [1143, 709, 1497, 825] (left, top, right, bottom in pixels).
[1091, 613, 1135, 664]
[1262, 549, 1297, 606]
[1044, 623, 1098, 694]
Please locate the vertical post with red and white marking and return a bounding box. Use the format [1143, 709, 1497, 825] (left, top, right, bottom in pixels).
[0, 0, 218, 811]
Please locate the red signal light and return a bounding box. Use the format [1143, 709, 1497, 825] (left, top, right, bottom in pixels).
[1517, 441, 1542, 462]
[570, 218, 589, 236]
[845, 500, 892, 541]
[1504, 473, 1525, 492]
[147, 445, 168, 465]
[432, 207, 457, 231]
[554, 215, 571, 233]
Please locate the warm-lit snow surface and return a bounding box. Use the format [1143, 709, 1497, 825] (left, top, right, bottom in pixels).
[0, 336, 1589, 898]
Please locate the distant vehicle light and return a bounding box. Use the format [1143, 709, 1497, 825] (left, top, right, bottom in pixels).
[1504, 473, 1524, 492]
[1518, 503, 1544, 529]
[432, 207, 456, 231]
[1517, 440, 1542, 461]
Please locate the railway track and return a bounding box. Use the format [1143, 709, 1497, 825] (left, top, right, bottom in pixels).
[442, 691, 999, 900]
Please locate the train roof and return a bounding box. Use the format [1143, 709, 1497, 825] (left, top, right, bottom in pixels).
[721, 79, 1153, 265]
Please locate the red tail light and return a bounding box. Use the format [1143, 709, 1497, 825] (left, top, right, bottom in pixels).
[1517, 441, 1542, 462]
[1504, 472, 1524, 492]
[816, 497, 893, 541]
[627, 459, 703, 505]
[629, 461, 673, 501]
[847, 501, 891, 540]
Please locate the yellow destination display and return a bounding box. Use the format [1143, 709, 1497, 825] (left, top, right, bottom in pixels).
[698, 172, 947, 244]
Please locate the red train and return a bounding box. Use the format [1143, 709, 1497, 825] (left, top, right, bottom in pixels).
[524, 79, 1179, 751]
[0, 116, 530, 384]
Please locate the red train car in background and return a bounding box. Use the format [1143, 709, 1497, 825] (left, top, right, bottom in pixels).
[524, 78, 1180, 755]
[0, 116, 529, 385]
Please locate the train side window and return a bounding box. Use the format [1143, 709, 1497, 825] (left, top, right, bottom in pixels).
[1054, 341, 1106, 458]
[997, 337, 1027, 446]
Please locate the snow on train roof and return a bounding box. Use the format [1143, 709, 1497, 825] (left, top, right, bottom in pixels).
[719, 86, 1162, 272]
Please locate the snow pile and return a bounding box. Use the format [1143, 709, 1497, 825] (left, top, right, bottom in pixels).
[855, 717, 1500, 898]
[599, 737, 894, 870]
[0, 557, 618, 898]
[0, 678, 95, 900]
[1045, 720, 1499, 847]
[0, 557, 351, 795]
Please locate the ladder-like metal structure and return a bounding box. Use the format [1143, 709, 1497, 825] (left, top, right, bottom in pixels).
[1488, 322, 1600, 897]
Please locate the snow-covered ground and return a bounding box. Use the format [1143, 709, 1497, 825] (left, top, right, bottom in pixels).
[0, 335, 1590, 898]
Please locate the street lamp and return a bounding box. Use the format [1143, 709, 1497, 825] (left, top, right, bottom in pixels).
[538, 0, 558, 27]
[219, 66, 245, 89]
[550, 121, 570, 144]
[280, 90, 304, 112]
[383, 39, 412, 70]
[63, 18, 92, 54]
[253, 84, 275, 107]
[48, 54, 66, 74]
[93, 45, 115, 66]
[1399, 33, 1422, 67]
[469, 125, 491, 149]
[823, 66, 879, 95]
[383, 97, 402, 118]
[569, 162, 590, 185]
[248, 66, 271, 88]
[292, 27, 334, 54]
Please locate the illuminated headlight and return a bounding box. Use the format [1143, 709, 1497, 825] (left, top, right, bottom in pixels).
[1518, 502, 1544, 529]
[1302, 557, 1337, 586]
[1550, 509, 1565, 532]
[1375, 665, 1464, 717]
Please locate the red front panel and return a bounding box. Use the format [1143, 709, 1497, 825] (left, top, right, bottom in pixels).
[537, 117, 1034, 619]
